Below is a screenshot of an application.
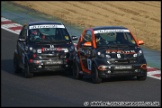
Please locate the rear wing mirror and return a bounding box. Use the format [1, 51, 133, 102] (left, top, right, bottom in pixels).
[71, 36, 78, 40]
[137, 40, 144, 45]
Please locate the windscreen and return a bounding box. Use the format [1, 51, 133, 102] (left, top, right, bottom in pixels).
[28, 24, 71, 43]
[94, 29, 137, 47]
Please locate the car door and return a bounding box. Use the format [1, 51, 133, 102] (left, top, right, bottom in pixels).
[79, 30, 93, 74]
[17, 25, 27, 68]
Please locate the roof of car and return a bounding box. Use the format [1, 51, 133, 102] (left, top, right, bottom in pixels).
[92, 26, 128, 30]
[27, 21, 63, 26]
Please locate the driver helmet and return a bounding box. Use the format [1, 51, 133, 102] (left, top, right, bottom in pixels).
[95, 34, 101, 42]
[31, 29, 38, 35]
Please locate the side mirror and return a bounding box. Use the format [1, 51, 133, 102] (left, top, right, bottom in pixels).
[71, 36, 78, 40]
[137, 40, 144, 45]
[18, 38, 25, 42]
[82, 41, 92, 47]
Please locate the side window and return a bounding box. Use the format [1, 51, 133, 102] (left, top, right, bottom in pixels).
[19, 25, 27, 39]
[83, 30, 92, 43]
[125, 33, 136, 44]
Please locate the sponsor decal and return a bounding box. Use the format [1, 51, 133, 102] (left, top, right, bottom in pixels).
[43, 45, 68, 52]
[114, 65, 132, 70]
[50, 45, 54, 49]
[106, 50, 135, 54]
[44, 45, 55, 51]
[45, 60, 63, 65]
[29, 25, 65, 29]
[94, 29, 129, 34]
[87, 59, 92, 70]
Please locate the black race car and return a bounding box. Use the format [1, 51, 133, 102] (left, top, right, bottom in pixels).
[73, 26, 147, 83]
[13, 21, 78, 78]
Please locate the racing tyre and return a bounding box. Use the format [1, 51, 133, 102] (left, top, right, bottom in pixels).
[91, 64, 102, 84]
[13, 55, 21, 73]
[137, 72, 147, 81]
[73, 61, 83, 79]
[24, 63, 34, 78]
[65, 67, 73, 76]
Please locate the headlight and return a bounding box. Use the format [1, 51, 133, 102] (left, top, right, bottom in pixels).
[97, 52, 109, 58]
[133, 54, 137, 57]
[98, 52, 101, 55]
[29, 47, 33, 51]
[106, 54, 111, 58]
[63, 48, 69, 53]
[29, 47, 36, 53]
[137, 50, 143, 56]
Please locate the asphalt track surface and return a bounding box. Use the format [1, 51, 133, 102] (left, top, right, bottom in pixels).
[1, 29, 161, 107]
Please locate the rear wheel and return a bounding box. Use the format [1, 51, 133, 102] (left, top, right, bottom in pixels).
[13, 55, 21, 73]
[24, 63, 34, 78]
[91, 64, 102, 84]
[73, 61, 83, 79]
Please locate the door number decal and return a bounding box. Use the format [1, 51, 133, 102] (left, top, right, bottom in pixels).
[87, 59, 92, 70]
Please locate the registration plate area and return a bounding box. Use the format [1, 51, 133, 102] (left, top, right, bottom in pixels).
[45, 60, 63, 65]
[114, 65, 132, 70]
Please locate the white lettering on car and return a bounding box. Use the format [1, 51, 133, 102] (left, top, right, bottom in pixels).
[29, 25, 65, 29]
[94, 29, 129, 34]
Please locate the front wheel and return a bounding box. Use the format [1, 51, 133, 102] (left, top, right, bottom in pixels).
[137, 73, 147, 81]
[13, 55, 21, 73]
[73, 61, 83, 79]
[91, 64, 102, 84]
[24, 63, 34, 78]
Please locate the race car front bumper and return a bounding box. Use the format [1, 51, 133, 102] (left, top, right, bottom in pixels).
[28, 59, 72, 72]
[97, 64, 147, 78]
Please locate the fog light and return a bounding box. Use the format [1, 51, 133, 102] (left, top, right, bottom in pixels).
[98, 65, 107, 71]
[107, 70, 111, 73]
[134, 69, 138, 72]
[38, 65, 42, 68]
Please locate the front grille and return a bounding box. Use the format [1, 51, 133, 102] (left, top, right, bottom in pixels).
[45, 65, 62, 69]
[111, 60, 128, 64]
[113, 70, 131, 74]
[38, 53, 66, 60]
[110, 59, 136, 64]
[41, 56, 59, 60]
